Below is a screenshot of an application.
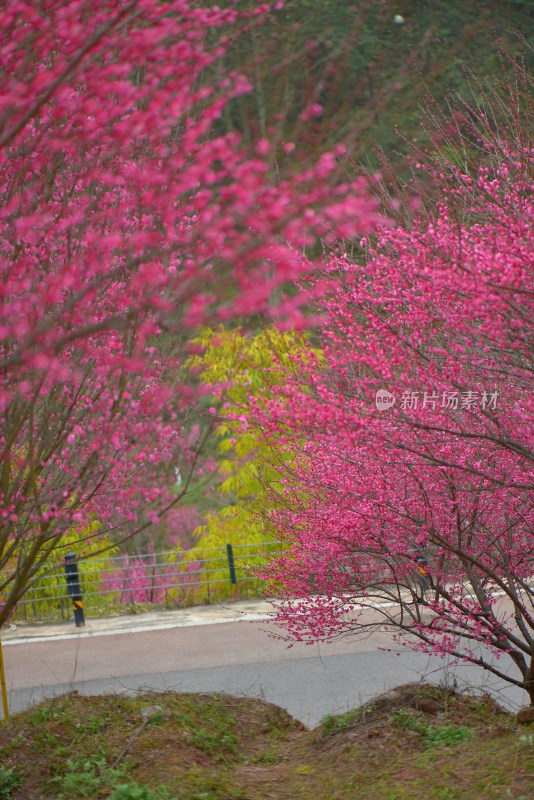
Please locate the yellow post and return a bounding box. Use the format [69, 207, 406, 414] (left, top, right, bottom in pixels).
[0, 633, 9, 720]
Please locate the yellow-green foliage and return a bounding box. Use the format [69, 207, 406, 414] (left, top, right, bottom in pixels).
[186, 327, 313, 594]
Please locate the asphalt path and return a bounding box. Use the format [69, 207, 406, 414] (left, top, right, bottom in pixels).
[2, 611, 528, 726]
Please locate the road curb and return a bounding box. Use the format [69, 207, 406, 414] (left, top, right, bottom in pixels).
[2, 600, 278, 645]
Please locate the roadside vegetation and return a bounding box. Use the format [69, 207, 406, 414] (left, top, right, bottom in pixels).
[0, 684, 533, 799]
[2, 0, 533, 629]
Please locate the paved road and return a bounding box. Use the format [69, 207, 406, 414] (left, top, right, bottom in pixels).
[2, 607, 527, 726]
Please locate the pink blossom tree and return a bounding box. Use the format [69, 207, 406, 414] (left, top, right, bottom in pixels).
[257, 125, 534, 703]
[0, 0, 382, 626]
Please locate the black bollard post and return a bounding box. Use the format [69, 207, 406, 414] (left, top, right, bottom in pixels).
[414, 554, 431, 593]
[64, 553, 85, 627]
[226, 543, 237, 585]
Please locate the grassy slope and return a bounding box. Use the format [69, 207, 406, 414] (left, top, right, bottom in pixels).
[1, 684, 532, 800]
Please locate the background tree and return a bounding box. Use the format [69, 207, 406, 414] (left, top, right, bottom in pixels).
[184, 327, 310, 591]
[0, 0, 382, 626]
[254, 84, 534, 704]
[204, 0, 534, 172]
[185, 326, 307, 596]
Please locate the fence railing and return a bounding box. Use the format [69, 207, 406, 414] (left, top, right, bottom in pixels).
[7, 541, 285, 624]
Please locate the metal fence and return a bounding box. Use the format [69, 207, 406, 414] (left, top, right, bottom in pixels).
[9, 541, 284, 624]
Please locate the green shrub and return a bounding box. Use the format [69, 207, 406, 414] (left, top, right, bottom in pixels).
[320, 706, 367, 737]
[0, 767, 22, 800]
[109, 784, 158, 800]
[424, 725, 474, 750]
[53, 758, 127, 799]
[393, 708, 474, 749]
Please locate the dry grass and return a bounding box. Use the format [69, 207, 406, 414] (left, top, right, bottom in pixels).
[0, 684, 532, 800]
